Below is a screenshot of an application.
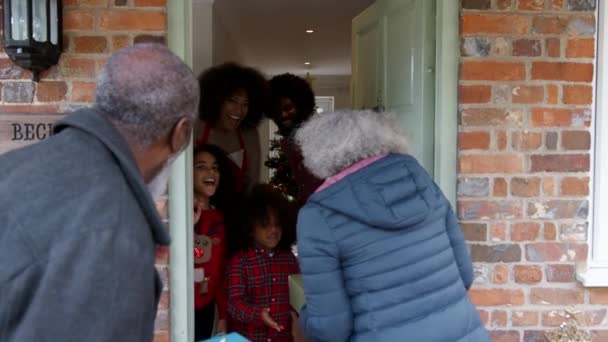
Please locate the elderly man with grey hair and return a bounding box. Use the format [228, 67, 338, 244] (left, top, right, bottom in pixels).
[294, 110, 489, 342]
[0, 43, 199, 342]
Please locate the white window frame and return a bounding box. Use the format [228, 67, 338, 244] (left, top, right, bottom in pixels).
[576, 1, 608, 287]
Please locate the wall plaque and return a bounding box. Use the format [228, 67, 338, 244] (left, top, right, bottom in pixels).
[0, 114, 64, 154]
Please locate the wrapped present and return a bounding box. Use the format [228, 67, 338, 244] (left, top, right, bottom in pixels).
[289, 274, 305, 313]
[199, 332, 250, 342]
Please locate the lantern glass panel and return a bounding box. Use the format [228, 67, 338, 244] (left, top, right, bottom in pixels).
[32, 0, 48, 42]
[10, 1, 29, 41]
[50, 0, 58, 44]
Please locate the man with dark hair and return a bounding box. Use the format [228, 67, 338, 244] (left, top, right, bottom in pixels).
[267, 74, 323, 206]
[0, 43, 199, 342]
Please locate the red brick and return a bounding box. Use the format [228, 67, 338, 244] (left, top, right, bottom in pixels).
[494, 178, 508, 197]
[532, 16, 570, 34]
[459, 201, 523, 220]
[471, 244, 522, 262]
[459, 131, 490, 150]
[61, 58, 97, 79]
[512, 39, 542, 56]
[64, 10, 95, 31]
[566, 38, 595, 58]
[512, 86, 544, 104]
[497, 0, 512, 10]
[135, 0, 166, 6]
[526, 243, 587, 262]
[546, 38, 561, 57]
[552, 0, 564, 10]
[560, 177, 590, 196]
[460, 108, 523, 127]
[73, 36, 108, 54]
[99, 10, 166, 31]
[461, 61, 526, 81]
[542, 310, 569, 326]
[531, 62, 594, 82]
[544, 222, 557, 240]
[530, 154, 590, 172]
[459, 85, 492, 104]
[154, 333, 170, 342]
[80, 0, 108, 5]
[112, 36, 131, 51]
[527, 199, 588, 219]
[491, 310, 508, 327]
[461, 14, 529, 34]
[71, 81, 96, 103]
[593, 330, 608, 342]
[590, 289, 608, 304]
[512, 132, 542, 150]
[563, 85, 593, 104]
[478, 309, 489, 326]
[545, 264, 575, 282]
[155, 246, 169, 265]
[154, 310, 169, 331]
[493, 264, 509, 284]
[469, 289, 525, 306]
[461, 223, 487, 241]
[490, 331, 520, 342]
[531, 288, 584, 305]
[0, 105, 60, 113]
[511, 177, 541, 197]
[547, 85, 559, 104]
[518, 0, 546, 10]
[491, 222, 508, 241]
[36, 81, 68, 102]
[514, 265, 543, 283]
[460, 155, 524, 173]
[543, 177, 555, 196]
[531, 108, 572, 127]
[496, 131, 507, 150]
[512, 311, 539, 326]
[512, 222, 541, 241]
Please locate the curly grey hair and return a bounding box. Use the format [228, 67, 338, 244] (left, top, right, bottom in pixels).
[295, 110, 409, 179]
[95, 43, 199, 148]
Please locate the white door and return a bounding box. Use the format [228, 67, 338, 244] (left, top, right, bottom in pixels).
[352, 0, 436, 174]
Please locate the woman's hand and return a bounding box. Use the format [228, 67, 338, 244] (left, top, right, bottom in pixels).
[261, 308, 284, 332]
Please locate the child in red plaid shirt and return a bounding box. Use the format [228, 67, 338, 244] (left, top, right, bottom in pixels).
[226, 184, 300, 342]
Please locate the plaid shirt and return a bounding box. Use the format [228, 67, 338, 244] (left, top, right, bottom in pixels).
[227, 247, 300, 342]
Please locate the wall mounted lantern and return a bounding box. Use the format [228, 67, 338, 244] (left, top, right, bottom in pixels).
[3, 0, 62, 82]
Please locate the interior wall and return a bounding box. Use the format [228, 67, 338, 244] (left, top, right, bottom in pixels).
[311, 75, 352, 110]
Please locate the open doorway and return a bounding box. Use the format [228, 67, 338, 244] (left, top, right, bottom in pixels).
[167, 0, 459, 340]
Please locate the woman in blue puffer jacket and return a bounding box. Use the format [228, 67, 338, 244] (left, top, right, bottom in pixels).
[294, 110, 489, 342]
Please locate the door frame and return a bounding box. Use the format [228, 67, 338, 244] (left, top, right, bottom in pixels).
[166, 1, 459, 341]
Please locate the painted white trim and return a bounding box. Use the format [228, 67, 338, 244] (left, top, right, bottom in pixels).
[577, 0, 608, 287]
[434, 0, 459, 206]
[167, 1, 195, 341]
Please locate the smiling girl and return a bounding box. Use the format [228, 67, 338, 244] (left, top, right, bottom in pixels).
[192, 144, 234, 341]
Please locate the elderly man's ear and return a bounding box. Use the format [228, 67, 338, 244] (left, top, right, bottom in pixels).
[170, 116, 193, 154]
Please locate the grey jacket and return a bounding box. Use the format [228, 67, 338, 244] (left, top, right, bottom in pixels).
[0, 108, 170, 342]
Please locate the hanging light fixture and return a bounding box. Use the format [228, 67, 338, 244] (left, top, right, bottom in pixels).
[2, 0, 63, 82]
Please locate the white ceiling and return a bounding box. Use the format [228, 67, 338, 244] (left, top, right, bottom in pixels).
[212, 0, 375, 76]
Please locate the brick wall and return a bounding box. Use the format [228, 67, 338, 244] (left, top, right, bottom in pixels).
[459, 0, 607, 340]
[1, 1, 169, 341]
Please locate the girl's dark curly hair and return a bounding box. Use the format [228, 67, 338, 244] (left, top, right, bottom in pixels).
[233, 184, 297, 254]
[198, 62, 269, 129]
[268, 73, 316, 125]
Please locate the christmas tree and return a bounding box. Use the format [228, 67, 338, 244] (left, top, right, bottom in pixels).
[265, 136, 298, 201]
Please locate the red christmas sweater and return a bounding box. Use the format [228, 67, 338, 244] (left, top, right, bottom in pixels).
[193, 209, 227, 320]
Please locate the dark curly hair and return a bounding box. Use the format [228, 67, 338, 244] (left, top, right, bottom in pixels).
[233, 184, 297, 253]
[268, 73, 316, 126]
[198, 62, 268, 129]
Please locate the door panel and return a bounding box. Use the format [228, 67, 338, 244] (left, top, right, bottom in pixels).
[352, 0, 436, 174]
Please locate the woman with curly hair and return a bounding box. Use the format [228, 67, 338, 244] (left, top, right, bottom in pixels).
[267, 73, 322, 206]
[294, 110, 489, 341]
[196, 62, 269, 193]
